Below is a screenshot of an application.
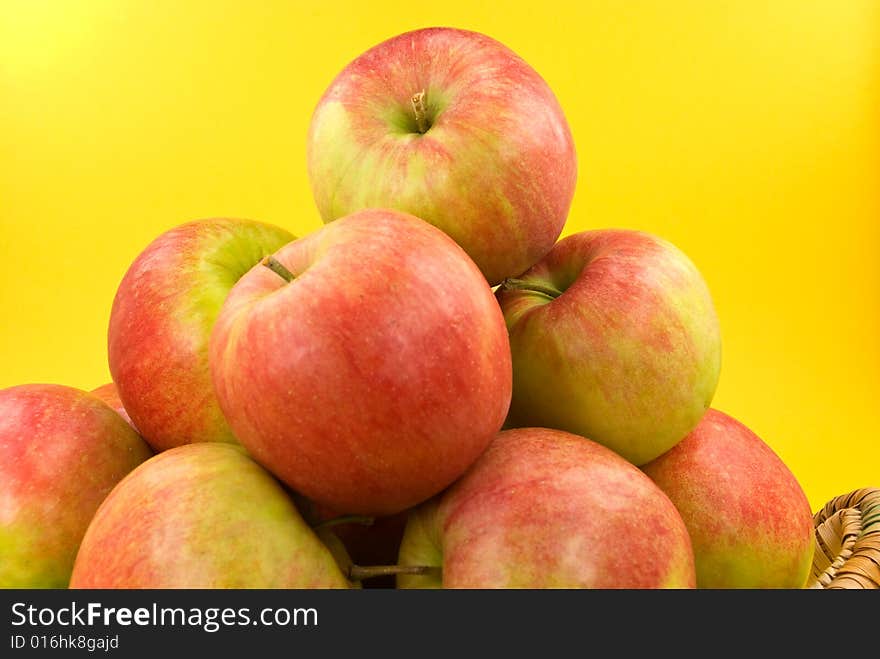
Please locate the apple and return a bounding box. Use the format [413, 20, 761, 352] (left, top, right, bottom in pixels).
[495, 228, 722, 465]
[108, 217, 295, 452]
[90, 381, 136, 430]
[70, 443, 354, 588]
[641, 408, 815, 588]
[210, 208, 512, 516]
[397, 427, 696, 588]
[306, 26, 577, 285]
[0, 384, 153, 588]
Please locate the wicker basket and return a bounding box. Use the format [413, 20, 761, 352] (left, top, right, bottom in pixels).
[807, 487, 880, 589]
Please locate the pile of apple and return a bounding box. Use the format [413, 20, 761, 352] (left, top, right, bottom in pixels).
[1, 27, 816, 590]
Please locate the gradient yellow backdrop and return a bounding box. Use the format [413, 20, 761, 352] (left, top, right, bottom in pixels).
[1, 1, 878, 511]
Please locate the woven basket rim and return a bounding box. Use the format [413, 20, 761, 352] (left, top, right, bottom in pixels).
[808, 487, 880, 589]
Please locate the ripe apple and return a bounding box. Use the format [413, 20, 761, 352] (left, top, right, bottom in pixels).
[90, 381, 136, 430]
[307, 26, 577, 285]
[0, 384, 153, 588]
[210, 208, 512, 516]
[496, 229, 722, 465]
[70, 443, 354, 588]
[108, 217, 295, 452]
[397, 427, 696, 588]
[641, 408, 815, 588]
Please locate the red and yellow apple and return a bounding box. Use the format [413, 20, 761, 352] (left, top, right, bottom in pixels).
[642, 409, 815, 588]
[397, 427, 696, 588]
[210, 208, 512, 516]
[107, 217, 295, 452]
[496, 229, 722, 465]
[307, 27, 577, 285]
[0, 384, 153, 588]
[70, 443, 353, 589]
[90, 381, 136, 430]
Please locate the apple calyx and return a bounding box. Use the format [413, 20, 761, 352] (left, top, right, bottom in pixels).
[347, 564, 441, 582]
[313, 514, 375, 531]
[499, 277, 564, 300]
[410, 90, 430, 134]
[261, 255, 296, 283]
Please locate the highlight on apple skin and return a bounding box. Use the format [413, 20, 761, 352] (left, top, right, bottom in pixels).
[496, 228, 722, 465]
[396, 427, 696, 589]
[69, 444, 354, 589]
[641, 408, 816, 589]
[209, 208, 513, 517]
[307, 26, 577, 285]
[0, 384, 154, 588]
[107, 217, 295, 452]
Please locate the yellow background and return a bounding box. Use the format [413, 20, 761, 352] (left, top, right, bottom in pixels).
[1, 1, 877, 511]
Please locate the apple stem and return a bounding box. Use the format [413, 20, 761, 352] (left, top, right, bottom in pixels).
[411, 89, 429, 134]
[313, 515, 375, 531]
[348, 564, 441, 582]
[499, 278, 564, 299]
[262, 255, 295, 283]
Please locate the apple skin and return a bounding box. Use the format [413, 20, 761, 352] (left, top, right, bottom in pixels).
[641, 409, 815, 589]
[210, 208, 512, 516]
[496, 229, 722, 465]
[108, 218, 295, 452]
[69, 443, 354, 589]
[90, 381, 136, 430]
[397, 427, 696, 589]
[307, 26, 577, 285]
[0, 384, 153, 588]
